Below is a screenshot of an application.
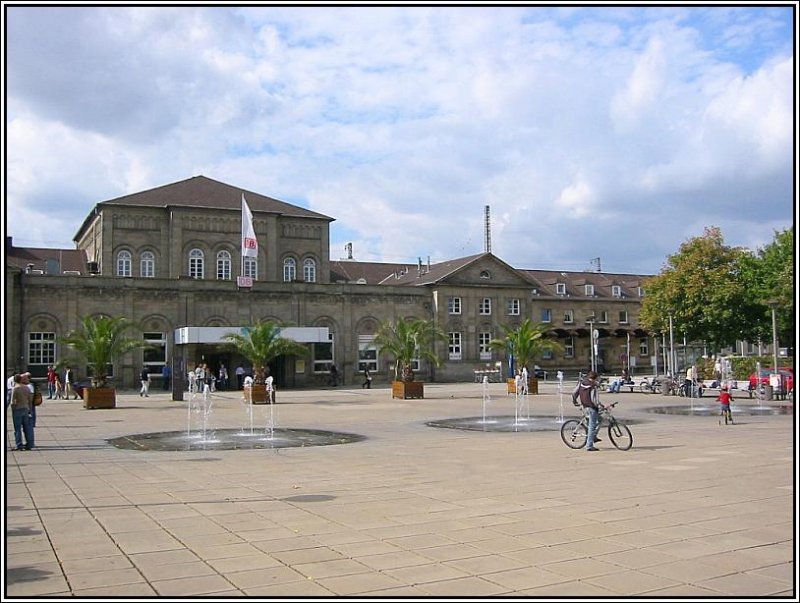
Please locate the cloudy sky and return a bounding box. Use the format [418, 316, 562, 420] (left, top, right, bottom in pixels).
[4, 4, 795, 274]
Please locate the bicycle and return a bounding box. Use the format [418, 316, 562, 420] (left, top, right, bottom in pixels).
[560, 401, 633, 450]
[638, 376, 660, 394]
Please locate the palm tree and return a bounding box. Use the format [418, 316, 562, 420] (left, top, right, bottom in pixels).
[374, 317, 447, 381]
[61, 315, 149, 388]
[489, 319, 562, 377]
[222, 320, 308, 384]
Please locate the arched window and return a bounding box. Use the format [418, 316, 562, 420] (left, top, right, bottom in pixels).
[303, 258, 317, 283]
[243, 257, 257, 280]
[283, 257, 296, 282]
[116, 250, 132, 277]
[140, 251, 155, 278]
[189, 249, 204, 279]
[216, 250, 232, 280]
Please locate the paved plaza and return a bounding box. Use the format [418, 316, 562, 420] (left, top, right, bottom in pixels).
[4, 381, 796, 598]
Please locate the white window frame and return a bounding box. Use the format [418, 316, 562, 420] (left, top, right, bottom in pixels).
[478, 332, 492, 360]
[140, 251, 155, 278]
[243, 257, 257, 279]
[612, 285, 622, 298]
[216, 250, 232, 280]
[313, 333, 334, 373]
[564, 309, 574, 324]
[639, 338, 649, 356]
[116, 250, 132, 277]
[358, 335, 378, 372]
[541, 308, 552, 323]
[564, 336, 575, 358]
[448, 332, 462, 360]
[28, 332, 56, 367]
[585, 284, 595, 296]
[479, 298, 492, 315]
[556, 283, 566, 295]
[619, 310, 629, 324]
[598, 310, 608, 324]
[283, 257, 296, 282]
[507, 298, 520, 316]
[143, 332, 167, 373]
[189, 249, 204, 279]
[303, 258, 317, 283]
[448, 297, 461, 315]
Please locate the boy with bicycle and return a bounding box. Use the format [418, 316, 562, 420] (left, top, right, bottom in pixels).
[572, 370, 603, 451]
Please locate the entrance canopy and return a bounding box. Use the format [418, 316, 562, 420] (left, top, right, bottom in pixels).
[175, 326, 330, 345]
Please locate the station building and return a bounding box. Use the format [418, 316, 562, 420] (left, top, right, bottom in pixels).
[6, 176, 660, 391]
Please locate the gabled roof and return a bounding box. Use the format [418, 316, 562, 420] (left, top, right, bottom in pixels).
[75, 175, 333, 242]
[5, 238, 88, 274]
[386, 253, 540, 287]
[330, 260, 416, 285]
[520, 269, 648, 298]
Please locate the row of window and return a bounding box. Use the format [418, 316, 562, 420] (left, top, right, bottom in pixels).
[447, 297, 629, 324]
[554, 283, 644, 298]
[116, 250, 318, 282]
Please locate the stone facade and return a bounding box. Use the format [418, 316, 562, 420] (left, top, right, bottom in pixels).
[6, 176, 658, 389]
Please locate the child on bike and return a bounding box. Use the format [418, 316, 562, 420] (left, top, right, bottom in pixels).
[717, 385, 733, 425]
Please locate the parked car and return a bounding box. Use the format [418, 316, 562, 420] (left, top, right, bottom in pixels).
[748, 368, 793, 396]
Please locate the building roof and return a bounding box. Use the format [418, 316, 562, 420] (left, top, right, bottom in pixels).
[5, 237, 88, 274]
[522, 269, 649, 298]
[330, 260, 416, 285]
[74, 175, 334, 242]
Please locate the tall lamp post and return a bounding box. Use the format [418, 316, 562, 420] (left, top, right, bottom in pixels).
[767, 300, 779, 374]
[668, 313, 675, 378]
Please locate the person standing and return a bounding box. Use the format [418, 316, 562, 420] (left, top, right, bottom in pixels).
[10, 374, 34, 451]
[139, 366, 150, 397]
[23, 373, 37, 428]
[6, 372, 15, 409]
[218, 365, 228, 391]
[572, 370, 602, 451]
[162, 364, 171, 391]
[236, 365, 245, 390]
[362, 368, 372, 389]
[521, 365, 529, 395]
[64, 365, 77, 400]
[329, 364, 338, 387]
[46, 365, 57, 399]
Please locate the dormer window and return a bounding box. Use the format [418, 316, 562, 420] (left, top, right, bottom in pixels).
[585, 284, 595, 296]
[612, 285, 622, 298]
[556, 283, 566, 295]
[638, 287, 645, 298]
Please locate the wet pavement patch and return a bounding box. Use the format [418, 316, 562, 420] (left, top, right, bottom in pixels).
[426, 415, 646, 432]
[107, 428, 366, 451]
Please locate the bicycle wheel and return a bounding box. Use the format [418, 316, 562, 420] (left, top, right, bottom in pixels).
[608, 420, 633, 450]
[560, 419, 587, 449]
[639, 381, 650, 394]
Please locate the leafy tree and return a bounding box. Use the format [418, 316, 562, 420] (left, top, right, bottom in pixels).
[489, 319, 562, 375]
[739, 227, 794, 347]
[61, 315, 149, 388]
[639, 227, 763, 349]
[374, 317, 447, 381]
[223, 320, 308, 384]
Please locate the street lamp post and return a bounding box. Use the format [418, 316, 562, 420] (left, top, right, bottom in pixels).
[767, 301, 779, 374]
[668, 313, 675, 378]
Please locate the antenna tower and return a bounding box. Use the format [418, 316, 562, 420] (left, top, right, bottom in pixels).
[484, 205, 492, 253]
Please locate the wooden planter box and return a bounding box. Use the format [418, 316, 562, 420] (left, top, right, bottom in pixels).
[83, 387, 116, 409]
[507, 377, 539, 395]
[392, 380, 424, 399]
[249, 384, 276, 404]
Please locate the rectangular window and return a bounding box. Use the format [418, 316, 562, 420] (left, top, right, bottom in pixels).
[507, 298, 520, 316]
[143, 332, 167, 373]
[313, 334, 334, 373]
[478, 332, 492, 361]
[619, 310, 629, 324]
[556, 283, 566, 295]
[243, 258, 257, 279]
[541, 308, 552, 323]
[612, 285, 622, 298]
[564, 336, 575, 358]
[598, 310, 608, 324]
[585, 284, 595, 296]
[28, 332, 56, 367]
[638, 287, 645, 297]
[358, 335, 378, 372]
[479, 298, 491, 315]
[448, 332, 462, 360]
[542, 349, 554, 360]
[564, 309, 574, 324]
[639, 338, 649, 356]
[448, 297, 461, 315]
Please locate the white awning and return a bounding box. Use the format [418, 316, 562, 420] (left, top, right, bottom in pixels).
[175, 326, 329, 345]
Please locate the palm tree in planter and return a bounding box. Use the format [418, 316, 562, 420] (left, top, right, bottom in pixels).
[374, 317, 447, 399]
[489, 319, 562, 395]
[61, 315, 150, 409]
[222, 320, 308, 404]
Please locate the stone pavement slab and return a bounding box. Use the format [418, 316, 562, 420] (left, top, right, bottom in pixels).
[4, 382, 796, 598]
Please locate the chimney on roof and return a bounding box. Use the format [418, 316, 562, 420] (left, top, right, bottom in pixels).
[484, 205, 492, 253]
[344, 242, 353, 260]
[417, 257, 422, 276]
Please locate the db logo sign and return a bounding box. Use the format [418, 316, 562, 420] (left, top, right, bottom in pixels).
[243, 238, 257, 249]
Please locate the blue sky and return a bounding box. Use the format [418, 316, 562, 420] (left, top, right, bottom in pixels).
[4, 4, 795, 274]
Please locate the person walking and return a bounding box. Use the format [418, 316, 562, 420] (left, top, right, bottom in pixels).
[362, 368, 372, 389]
[139, 366, 150, 397]
[46, 365, 57, 399]
[10, 374, 34, 451]
[6, 372, 15, 409]
[235, 365, 245, 390]
[161, 364, 171, 391]
[22, 373, 37, 428]
[572, 370, 602, 451]
[64, 365, 77, 400]
[218, 365, 228, 391]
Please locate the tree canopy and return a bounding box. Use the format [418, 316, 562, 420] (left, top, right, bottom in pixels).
[374, 317, 446, 381]
[639, 226, 794, 351]
[223, 320, 308, 384]
[489, 319, 562, 375]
